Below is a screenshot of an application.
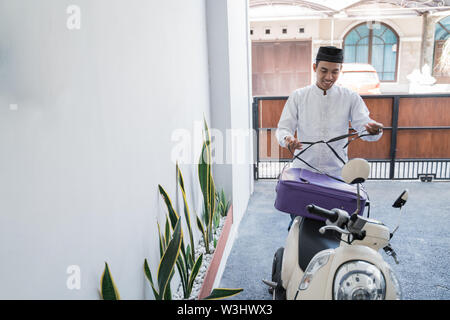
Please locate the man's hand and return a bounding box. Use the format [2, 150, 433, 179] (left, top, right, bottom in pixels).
[285, 136, 302, 151]
[365, 121, 383, 135]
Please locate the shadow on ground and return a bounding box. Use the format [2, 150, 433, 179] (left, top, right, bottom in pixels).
[219, 180, 450, 300]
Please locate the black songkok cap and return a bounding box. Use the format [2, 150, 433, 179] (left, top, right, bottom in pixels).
[316, 46, 344, 63]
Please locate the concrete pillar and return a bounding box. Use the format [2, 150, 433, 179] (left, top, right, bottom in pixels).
[420, 12, 438, 69]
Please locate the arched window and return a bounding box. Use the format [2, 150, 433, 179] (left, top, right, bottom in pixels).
[433, 16, 450, 82]
[343, 22, 399, 82]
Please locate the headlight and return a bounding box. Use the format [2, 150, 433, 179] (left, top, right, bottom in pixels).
[333, 261, 386, 300]
[299, 249, 333, 290]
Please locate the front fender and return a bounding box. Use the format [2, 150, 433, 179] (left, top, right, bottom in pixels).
[324, 245, 399, 300]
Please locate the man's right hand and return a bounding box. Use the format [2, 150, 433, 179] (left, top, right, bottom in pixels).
[285, 136, 302, 151]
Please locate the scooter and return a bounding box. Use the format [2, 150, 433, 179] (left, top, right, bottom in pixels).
[263, 158, 408, 300]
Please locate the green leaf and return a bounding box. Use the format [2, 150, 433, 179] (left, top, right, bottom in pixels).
[159, 184, 187, 262]
[196, 214, 207, 246]
[176, 162, 185, 192]
[202, 288, 243, 300]
[163, 269, 174, 300]
[177, 164, 196, 265]
[164, 215, 171, 248]
[199, 142, 210, 220]
[101, 262, 120, 300]
[187, 254, 203, 296]
[157, 217, 182, 299]
[175, 255, 188, 298]
[186, 244, 194, 270]
[158, 185, 179, 229]
[157, 222, 164, 257]
[144, 259, 160, 300]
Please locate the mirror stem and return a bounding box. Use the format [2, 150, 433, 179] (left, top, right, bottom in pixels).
[353, 183, 361, 216]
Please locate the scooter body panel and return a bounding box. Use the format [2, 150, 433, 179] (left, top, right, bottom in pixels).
[350, 219, 390, 251]
[289, 250, 336, 300]
[291, 244, 399, 300]
[281, 216, 303, 291]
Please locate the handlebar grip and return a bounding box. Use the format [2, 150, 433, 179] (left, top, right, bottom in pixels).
[306, 205, 338, 223]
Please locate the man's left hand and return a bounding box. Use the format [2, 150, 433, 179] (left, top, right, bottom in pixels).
[365, 121, 383, 135]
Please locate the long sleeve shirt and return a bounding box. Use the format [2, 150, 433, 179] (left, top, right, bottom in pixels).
[276, 84, 382, 178]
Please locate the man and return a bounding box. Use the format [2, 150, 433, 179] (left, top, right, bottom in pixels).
[276, 46, 383, 178]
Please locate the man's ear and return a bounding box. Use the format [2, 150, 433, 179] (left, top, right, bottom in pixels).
[313, 63, 317, 72]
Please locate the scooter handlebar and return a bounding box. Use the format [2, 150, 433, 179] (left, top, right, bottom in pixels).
[306, 204, 339, 223]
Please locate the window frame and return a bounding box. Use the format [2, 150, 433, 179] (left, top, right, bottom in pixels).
[343, 21, 400, 83]
[433, 16, 450, 82]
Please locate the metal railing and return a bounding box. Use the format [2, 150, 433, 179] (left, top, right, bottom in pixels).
[253, 93, 450, 181]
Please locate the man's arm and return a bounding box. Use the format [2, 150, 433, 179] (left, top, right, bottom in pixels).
[350, 93, 383, 141]
[276, 92, 302, 149]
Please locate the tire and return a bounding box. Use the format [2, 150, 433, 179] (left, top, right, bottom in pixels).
[271, 247, 286, 300]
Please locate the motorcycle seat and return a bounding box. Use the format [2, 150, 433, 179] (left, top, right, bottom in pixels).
[298, 217, 340, 272]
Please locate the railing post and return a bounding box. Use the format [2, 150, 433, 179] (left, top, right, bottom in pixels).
[389, 96, 400, 179]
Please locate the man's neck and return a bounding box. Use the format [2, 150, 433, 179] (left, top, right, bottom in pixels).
[315, 83, 328, 96]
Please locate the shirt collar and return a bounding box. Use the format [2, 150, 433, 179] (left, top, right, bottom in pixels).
[312, 83, 337, 96]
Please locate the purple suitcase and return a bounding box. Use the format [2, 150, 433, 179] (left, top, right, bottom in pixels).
[274, 168, 367, 222]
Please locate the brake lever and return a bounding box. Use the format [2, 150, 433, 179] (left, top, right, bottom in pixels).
[319, 225, 350, 235]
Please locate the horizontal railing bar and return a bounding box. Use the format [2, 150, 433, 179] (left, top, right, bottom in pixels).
[257, 159, 450, 180]
[254, 93, 450, 101]
[258, 126, 450, 130]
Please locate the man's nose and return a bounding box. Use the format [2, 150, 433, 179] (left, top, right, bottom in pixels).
[325, 72, 333, 80]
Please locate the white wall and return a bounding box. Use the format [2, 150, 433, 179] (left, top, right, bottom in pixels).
[205, 0, 233, 203]
[206, 0, 253, 226]
[205, 0, 254, 288]
[250, 19, 319, 41]
[0, 0, 212, 299]
[228, 0, 253, 226]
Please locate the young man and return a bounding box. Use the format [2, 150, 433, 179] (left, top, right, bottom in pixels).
[276, 46, 383, 178]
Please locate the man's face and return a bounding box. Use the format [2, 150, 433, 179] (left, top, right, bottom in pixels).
[313, 61, 342, 91]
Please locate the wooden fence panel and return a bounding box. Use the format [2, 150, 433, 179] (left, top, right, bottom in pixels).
[348, 131, 392, 159]
[258, 97, 394, 160]
[398, 97, 450, 127]
[254, 94, 450, 179]
[397, 129, 450, 159]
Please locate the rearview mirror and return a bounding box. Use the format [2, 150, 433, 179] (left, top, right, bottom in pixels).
[392, 189, 409, 208]
[341, 158, 370, 184]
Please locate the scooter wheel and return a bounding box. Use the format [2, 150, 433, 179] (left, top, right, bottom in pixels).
[271, 247, 286, 300]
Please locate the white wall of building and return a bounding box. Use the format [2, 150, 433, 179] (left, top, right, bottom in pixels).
[206, 0, 254, 288]
[0, 0, 253, 299]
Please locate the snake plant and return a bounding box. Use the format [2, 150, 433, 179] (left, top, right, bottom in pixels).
[197, 117, 216, 254]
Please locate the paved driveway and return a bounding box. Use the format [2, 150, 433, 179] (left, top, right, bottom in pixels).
[219, 180, 450, 300]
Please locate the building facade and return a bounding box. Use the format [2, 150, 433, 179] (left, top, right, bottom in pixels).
[249, 0, 450, 95]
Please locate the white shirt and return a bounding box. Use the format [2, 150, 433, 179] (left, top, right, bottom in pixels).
[276, 84, 382, 178]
